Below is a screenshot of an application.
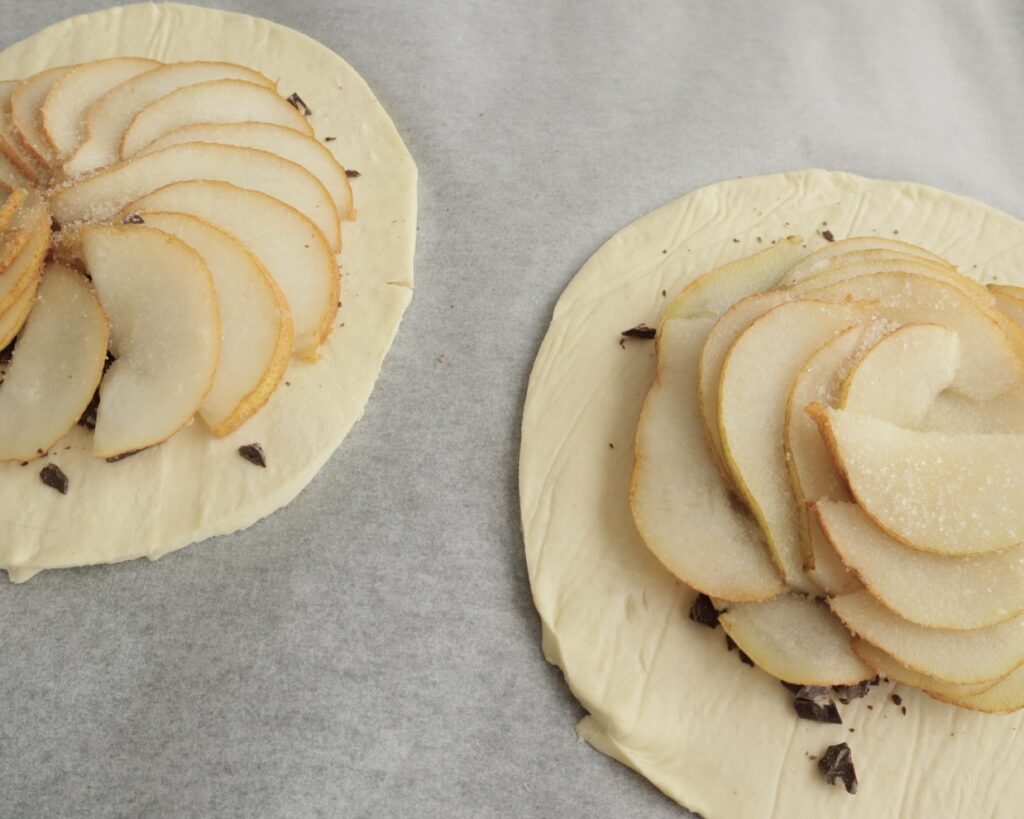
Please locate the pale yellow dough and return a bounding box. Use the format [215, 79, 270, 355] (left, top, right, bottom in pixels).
[0, 4, 416, 581]
[521, 170, 1024, 818]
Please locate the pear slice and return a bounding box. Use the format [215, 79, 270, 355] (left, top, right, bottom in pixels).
[830, 591, 1024, 684]
[804, 271, 1022, 401]
[41, 57, 160, 159]
[9, 66, 75, 168]
[120, 79, 313, 159]
[939, 661, 1024, 713]
[778, 236, 945, 287]
[0, 81, 43, 184]
[0, 276, 38, 349]
[124, 180, 338, 358]
[0, 186, 27, 231]
[0, 194, 50, 317]
[50, 142, 340, 253]
[718, 594, 870, 685]
[990, 284, 1024, 329]
[841, 324, 960, 428]
[817, 501, 1024, 629]
[812, 406, 1024, 555]
[718, 299, 871, 589]
[63, 61, 274, 177]
[924, 389, 1024, 434]
[852, 640, 998, 701]
[630, 241, 805, 601]
[0, 264, 109, 462]
[135, 212, 293, 435]
[0, 226, 30, 274]
[0, 151, 30, 189]
[78, 225, 220, 458]
[136, 122, 354, 220]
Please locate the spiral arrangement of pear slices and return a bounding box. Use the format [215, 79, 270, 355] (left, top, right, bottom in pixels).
[0, 58, 354, 462]
[631, 236, 1024, 713]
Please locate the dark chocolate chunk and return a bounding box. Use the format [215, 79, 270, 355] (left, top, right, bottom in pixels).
[833, 679, 874, 704]
[40, 464, 68, 495]
[822, 229, 835, 242]
[793, 686, 842, 724]
[123, 214, 145, 224]
[78, 390, 100, 430]
[285, 92, 312, 116]
[724, 634, 754, 667]
[688, 594, 720, 629]
[324, 136, 336, 142]
[238, 443, 267, 468]
[818, 742, 858, 794]
[621, 324, 656, 340]
[891, 693, 903, 706]
[345, 169, 361, 178]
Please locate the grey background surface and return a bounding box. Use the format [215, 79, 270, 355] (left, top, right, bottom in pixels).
[1, 1, 1022, 816]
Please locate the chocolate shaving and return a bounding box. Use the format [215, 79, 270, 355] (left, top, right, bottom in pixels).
[106, 449, 143, 463]
[891, 693, 903, 706]
[833, 679, 875, 704]
[688, 594, 720, 629]
[621, 324, 656, 340]
[39, 464, 68, 495]
[792, 686, 842, 724]
[123, 214, 145, 225]
[238, 443, 267, 468]
[818, 742, 858, 794]
[345, 169, 361, 178]
[822, 229, 835, 242]
[324, 136, 337, 142]
[725, 635, 754, 667]
[285, 92, 312, 116]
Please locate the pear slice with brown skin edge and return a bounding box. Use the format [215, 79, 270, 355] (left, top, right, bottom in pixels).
[41, 57, 160, 160]
[817, 501, 1024, 630]
[718, 299, 873, 590]
[120, 79, 313, 159]
[77, 224, 220, 459]
[9, 65, 75, 168]
[0, 186, 27, 231]
[0, 264, 109, 462]
[133, 211, 293, 436]
[852, 639, 998, 701]
[811, 406, 1024, 555]
[841, 324, 960, 428]
[50, 142, 340, 254]
[830, 591, 1024, 685]
[63, 61, 274, 177]
[718, 594, 871, 685]
[0, 194, 50, 317]
[137, 121, 355, 221]
[0, 275, 38, 349]
[123, 180, 338, 358]
[777, 236, 946, 287]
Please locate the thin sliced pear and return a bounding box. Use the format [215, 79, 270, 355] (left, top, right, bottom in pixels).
[0, 227, 29, 273]
[120, 80, 313, 159]
[924, 389, 1024, 434]
[9, 66, 75, 167]
[812, 406, 1024, 555]
[852, 639, 998, 701]
[718, 300, 871, 589]
[0, 264, 109, 462]
[0, 81, 43, 184]
[817, 501, 1024, 630]
[990, 284, 1024, 329]
[135, 212, 293, 435]
[841, 324, 960, 428]
[124, 180, 338, 358]
[778, 236, 945, 287]
[805, 271, 1022, 401]
[137, 122, 354, 220]
[830, 591, 1024, 684]
[0, 150, 30, 189]
[718, 594, 870, 685]
[0, 186, 26, 231]
[0, 276, 38, 349]
[78, 225, 220, 458]
[51, 142, 340, 253]
[0, 194, 50, 316]
[41, 57, 160, 159]
[64, 61, 274, 176]
[942, 662, 1024, 713]
[697, 290, 790, 486]
[630, 241, 805, 601]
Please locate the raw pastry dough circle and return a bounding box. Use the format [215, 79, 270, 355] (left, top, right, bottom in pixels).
[520, 170, 1024, 818]
[0, 4, 416, 582]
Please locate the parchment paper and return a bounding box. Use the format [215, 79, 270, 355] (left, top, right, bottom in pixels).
[0, 1, 1021, 816]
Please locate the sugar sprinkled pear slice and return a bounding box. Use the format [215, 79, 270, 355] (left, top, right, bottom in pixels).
[852, 639, 998, 700]
[63, 61, 274, 176]
[9, 65, 74, 167]
[841, 324, 960, 428]
[41, 57, 160, 159]
[812, 406, 1024, 555]
[830, 591, 1024, 685]
[718, 299, 871, 589]
[817, 501, 1024, 630]
[124, 180, 339, 358]
[120, 79, 313, 159]
[925, 389, 1024, 434]
[78, 224, 220, 458]
[777, 236, 945, 287]
[0, 264, 109, 462]
[137, 122, 354, 220]
[718, 594, 871, 685]
[0, 193, 50, 317]
[0, 81, 43, 184]
[0, 186, 26, 231]
[0, 276, 38, 349]
[135, 212, 293, 436]
[50, 142, 340, 253]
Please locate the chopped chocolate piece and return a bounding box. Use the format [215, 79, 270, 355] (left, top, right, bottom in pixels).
[106, 449, 143, 463]
[50, 216, 61, 232]
[123, 214, 145, 224]
[621, 324, 656, 340]
[822, 229, 835, 242]
[324, 136, 337, 142]
[724, 635, 754, 667]
[39, 464, 68, 495]
[833, 679, 874, 704]
[345, 169, 361, 178]
[793, 686, 842, 724]
[688, 594, 720, 629]
[78, 390, 100, 430]
[891, 693, 903, 706]
[0, 338, 15, 364]
[285, 92, 312, 116]
[901, 706, 907, 715]
[238, 443, 267, 468]
[818, 742, 858, 794]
